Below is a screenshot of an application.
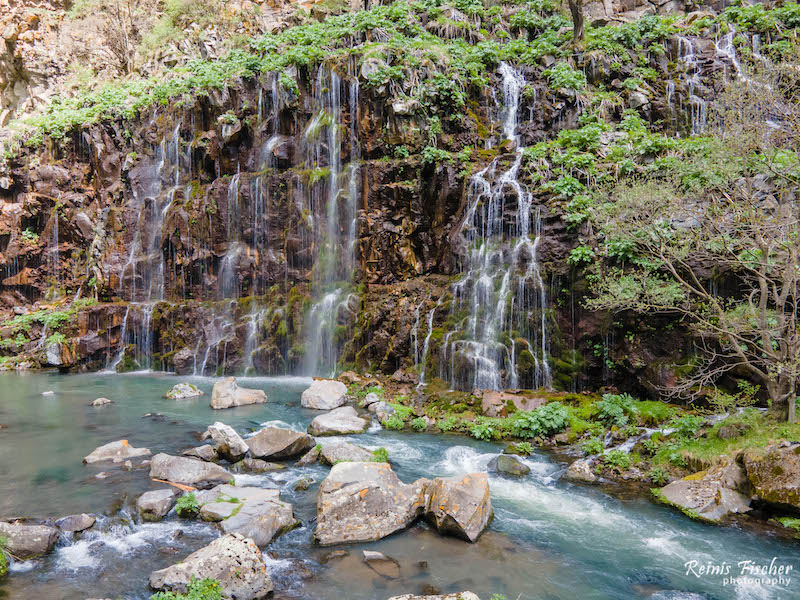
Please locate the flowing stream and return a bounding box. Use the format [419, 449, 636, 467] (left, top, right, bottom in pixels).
[0, 372, 798, 600]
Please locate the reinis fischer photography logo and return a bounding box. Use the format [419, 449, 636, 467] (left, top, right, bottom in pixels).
[685, 558, 794, 588]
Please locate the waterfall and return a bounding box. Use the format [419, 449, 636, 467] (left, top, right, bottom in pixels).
[109, 122, 187, 371]
[302, 68, 360, 377]
[444, 62, 552, 392]
[418, 302, 439, 386]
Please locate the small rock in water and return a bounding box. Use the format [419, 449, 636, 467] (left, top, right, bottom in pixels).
[142, 412, 166, 421]
[487, 455, 530, 478]
[121, 460, 133, 471]
[246, 426, 315, 460]
[95, 471, 110, 479]
[294, 477, 313, 491]
[207, 421, 250, 462]
[149, 453, 233, 489]
[42, 390, 55, 396]
[563, 459, 598, 484]
[83, 440, 152, 464]
[90, 397, 113, 406]
[231, 458, 286, 474]
[363, 550, 401, 579]
[388, 593, 480, 600]
[296, 445, 320, 466]
[164, 382, 204, 400]
[138, 488, 179, 522]
[182, 445, 218, 462]
[55, 513, 96, 533]
[319, 549, 349, 564]
[425, 474, 493, 542]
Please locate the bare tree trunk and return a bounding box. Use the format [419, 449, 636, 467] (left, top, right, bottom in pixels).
[567, 0, 584, 43]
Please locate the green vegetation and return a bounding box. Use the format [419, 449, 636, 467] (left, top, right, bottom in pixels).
[151, 577, 223, 600]
[411, 417, 428, 431]
[511, 402, 569, 439]
[0, 536, 8, 579]
[371, 447, 390, 463]
[382, 414, 405, 430]
[175, 492, 199, 517]
[601, 449, 633, 472]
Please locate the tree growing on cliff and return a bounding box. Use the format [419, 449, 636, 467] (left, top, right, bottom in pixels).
[566, 0, 585, 43]
[585, 64, 800, 421]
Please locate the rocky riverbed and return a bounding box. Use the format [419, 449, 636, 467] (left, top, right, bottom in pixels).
[1, 372, 799, 600]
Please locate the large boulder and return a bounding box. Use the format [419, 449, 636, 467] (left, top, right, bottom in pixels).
[656, 458, 752, 523]
[165, 382, 204, 399]
[388, 594, 481, 600]
[83, 440, 152, 464]
[487, 455, 530, 477]
[172, 347, 196, 375]
[246, 427, 315, 460]
[319, 442, 374, 465]
[0, 521, 59, 558]
[138, 488, 180, 522]
[197, 485, 298, 546]
[301, 379, 348, 410]
[314, 462, 428, 545]
[424, 474, 493, 542]
[148, 533, 272, 599]
[308, 406, 369, 436]
[149, 453, 234, 489]
[743, 442, 800, 509]
[207, 422, 250, 462]
[211, 377, 267, 410]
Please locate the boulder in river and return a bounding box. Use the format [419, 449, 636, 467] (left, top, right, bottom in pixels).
[55, 513, 96, 532]
[487, 455, 530, 477]
[197, 485, 298, 546]
[210, 377, 267, 410]
[164, 382, 204, 400]
[83, 440, 152, 464]
[0, 521, 60, 558]
[138, 488, 180, 522]
[90, 397, 113, 406]
[296, 445, 321, 466]
[307, 406, 369, 436]
[655, 457, 752, 523]
[424, 474, 493, 542]
[149, 453, 234, 489]
[743, 442, 800, 509]
[149, 533, 273, 599]
[182, 445, 218, 462]
[360, 392, 381, 408]
[301, 379, 348, 410]
[563, 459, 598, 484]
[315, 462, 428, 545]
[231, 458, 286, 473]
[319, 441, 374, 465]
[246, 426, 315, 460]
[207, 422, 250, 462]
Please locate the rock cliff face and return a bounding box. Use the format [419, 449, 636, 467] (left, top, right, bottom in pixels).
[0, 0, 758, 395]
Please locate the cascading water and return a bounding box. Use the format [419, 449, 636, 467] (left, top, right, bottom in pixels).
[109, 122, 187, 371]
[302, 67, 360, 377]
[444, 62, 552, 391]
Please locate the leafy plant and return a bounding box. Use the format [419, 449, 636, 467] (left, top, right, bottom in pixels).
[438, 416, 462, 432]
[151, 577, 223, 600]
[382, 414, 405, 430]
[648, 465, 670, 485]
[544, 62, 586, 90]
[371, 447, 390, 463]
[602, 449, 633, 471]
[668, 415, 704, 438]
[176, 492, 199, 517]
[595, 393, 638, 427]
[469, 418, 496, 441]
[512, 402, 569, 439]
[0, 536, 8, 579]
[582, 436, 604, 454]
[411, 417, 427, 431]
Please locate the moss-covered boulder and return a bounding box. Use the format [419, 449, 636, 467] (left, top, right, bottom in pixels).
[743, 442, 800, 509]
